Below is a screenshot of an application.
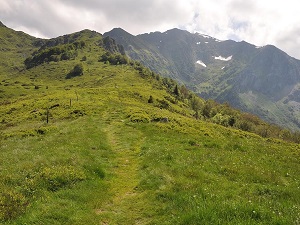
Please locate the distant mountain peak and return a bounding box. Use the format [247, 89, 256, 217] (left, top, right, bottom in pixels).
[110, 27, 128, 32]
[106, 27, 133, 36]
[165, 28, 185, 32]
[162, 28, 191, 35]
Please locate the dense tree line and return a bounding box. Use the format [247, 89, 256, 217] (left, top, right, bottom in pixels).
[98, 52, 129, 65]
[24, 41, 86, 69]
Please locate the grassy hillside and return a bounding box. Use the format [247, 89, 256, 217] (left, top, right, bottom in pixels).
[0, 25, 300, 224]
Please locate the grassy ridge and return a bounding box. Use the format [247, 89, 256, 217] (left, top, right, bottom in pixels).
[0, 25, 300, 224]
[1, 61, 299, 224]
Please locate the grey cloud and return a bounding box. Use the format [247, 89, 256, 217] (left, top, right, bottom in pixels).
[0, 0, 300, 59]
[0, 1, 84, 38]
[276, 26, 300, 59]
[0, 0, 192, 37]
[87, 0, 192, 34]
[228, 0, 258, 14]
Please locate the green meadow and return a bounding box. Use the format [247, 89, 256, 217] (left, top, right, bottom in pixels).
[0, 24, 300, 224]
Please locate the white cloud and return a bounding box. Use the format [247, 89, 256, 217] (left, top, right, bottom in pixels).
[183, 0, 300, 58]
[0, 0, 300, 58]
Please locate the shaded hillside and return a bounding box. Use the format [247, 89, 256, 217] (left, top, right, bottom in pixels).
[0, 22, 300, 224]
[104, 28, 178, 79]
[0, 21, 42, 75]
[105, 28, 300, 131]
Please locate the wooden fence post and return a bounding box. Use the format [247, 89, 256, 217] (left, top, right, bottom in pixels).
[46, 108, 49, 124]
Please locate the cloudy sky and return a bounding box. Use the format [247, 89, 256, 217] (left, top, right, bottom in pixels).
[1, 0, 300, 59]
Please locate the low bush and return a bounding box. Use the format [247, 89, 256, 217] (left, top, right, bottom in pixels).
[40, 165, 86, 191]
[127, 109, 150, 123]
[0, 190, 28, 221]
[66, 64, 84, 79]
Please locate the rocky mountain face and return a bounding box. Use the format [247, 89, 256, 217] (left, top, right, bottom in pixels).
[104, 28, 300, 130]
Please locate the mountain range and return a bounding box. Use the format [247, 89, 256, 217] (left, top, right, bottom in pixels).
[104, 28, 300, 131]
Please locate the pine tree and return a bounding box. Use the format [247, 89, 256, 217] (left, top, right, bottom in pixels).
[148, 95, 154, 103]
[174, 85, 180, 96]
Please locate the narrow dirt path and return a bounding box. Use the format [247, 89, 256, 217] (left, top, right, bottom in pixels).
[96, 111, 147, 224]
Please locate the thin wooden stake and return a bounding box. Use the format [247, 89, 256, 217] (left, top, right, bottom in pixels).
[46, 108, 49, 124]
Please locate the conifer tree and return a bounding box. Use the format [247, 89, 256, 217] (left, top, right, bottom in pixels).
[174, 85, 180, 96]
[148, 95, 154, 103]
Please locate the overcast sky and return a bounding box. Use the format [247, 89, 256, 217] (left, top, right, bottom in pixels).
[1, 0, 300, 59]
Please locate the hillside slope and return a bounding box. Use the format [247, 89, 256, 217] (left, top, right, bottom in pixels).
[0, 21, 42, 76]
[0, 24, 300, 224]
[104, 28, 300, 131]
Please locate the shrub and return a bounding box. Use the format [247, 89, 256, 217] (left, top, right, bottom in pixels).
[238, 121, 252, 132]
[190, 96, 202, 113]
[66, 64, 84, 79]
[157, 99, 170, 109]
[99, 52, 129, 65]
[202, 100, 216, 118]
[148, 95, 154, 103]
[0, 191, 28, 221]
[61, 51, 74, 60]
[211, 113, 231, 127]
[127, 109, 150, 123]
[40, 165, 86, 191]
[129, 113, 150, 123]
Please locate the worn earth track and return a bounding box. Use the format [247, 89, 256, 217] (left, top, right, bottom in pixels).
[96, 110, 148, 224]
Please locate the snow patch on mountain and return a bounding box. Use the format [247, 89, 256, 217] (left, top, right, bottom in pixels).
[196, 60, 207, 67]
[214, 55, 232, 61]
[195, 32, 211, 39]
[201, 34, 211, 39]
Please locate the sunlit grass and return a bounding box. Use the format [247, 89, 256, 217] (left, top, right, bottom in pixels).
[136, 121, 300, 224]
[0, 27, 300, 224]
